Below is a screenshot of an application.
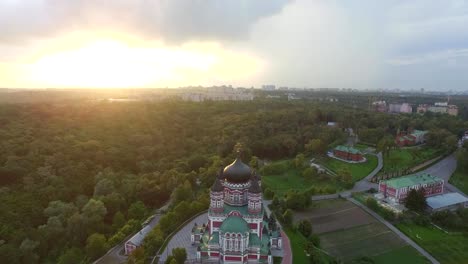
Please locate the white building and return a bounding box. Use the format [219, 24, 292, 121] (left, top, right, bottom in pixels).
[426, 193, 468, 212]
[125, 225, 152, 255]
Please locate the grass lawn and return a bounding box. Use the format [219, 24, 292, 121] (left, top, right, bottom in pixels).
[262, 160, 342, 197]
[371, 245, 429, 264]
[382, 147, 442, 172]
[448, 168, 468, 195]
[284, 229, 309, 264]
[396, 222, 468, 264]
[284, 229, 333, 264]
[323, 154, 378, 181]
[272, 256, 282, 264]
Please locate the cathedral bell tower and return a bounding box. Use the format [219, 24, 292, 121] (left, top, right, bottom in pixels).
[210, 176, 224, 214]
[248, 173, 262, 215]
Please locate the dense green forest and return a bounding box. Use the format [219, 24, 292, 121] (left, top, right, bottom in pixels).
[0, 99, 466, 263]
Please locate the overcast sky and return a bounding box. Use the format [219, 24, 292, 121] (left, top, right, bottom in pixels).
[1, 0, 468, 90]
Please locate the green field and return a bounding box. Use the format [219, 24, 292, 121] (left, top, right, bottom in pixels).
[396, 223, 468, 264]
[371, 246, 429, 264]
[320, 222, 408, 262]
[262, 160, 342, 196]
[448, 169, 468, 195]
[323, 154, 378, 181]
[284, 229, 309, 264]
[382, 147, 442, 172]
[284, 229, 333, 264]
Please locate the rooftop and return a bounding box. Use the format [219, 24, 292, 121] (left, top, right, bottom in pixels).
[426, 193, 468, 209]
[383, 173, 443, 189]
[126, 225, 152, 246]
[220, 216, 249, 233]
[411, 130, 428, 136]
[334, 145, 361, 154]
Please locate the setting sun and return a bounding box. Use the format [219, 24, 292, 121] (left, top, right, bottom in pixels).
[19, 33, 263, 88]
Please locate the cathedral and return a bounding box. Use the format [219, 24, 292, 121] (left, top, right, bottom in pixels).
[191, 156, 282, 263]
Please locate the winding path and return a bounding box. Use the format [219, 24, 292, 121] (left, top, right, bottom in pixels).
[422, 154, 466, 197]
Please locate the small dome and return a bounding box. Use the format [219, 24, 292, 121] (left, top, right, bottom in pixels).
[223, 158, 252, 183]
[211, 179, 224, 192]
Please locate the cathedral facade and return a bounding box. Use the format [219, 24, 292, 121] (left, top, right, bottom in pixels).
[191, 157, 281, 263]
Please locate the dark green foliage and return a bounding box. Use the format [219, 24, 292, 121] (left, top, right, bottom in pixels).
[85, 233, 107, 260]
[57, 247, 84, 264]
[128, 201, 147, 220]
[262, 162, 289, 175]
[297, 219, 313, 238]
[302, 167, 317, 180]
[431, 209, 468, 231]
[263, 188, 275, 200]
[405, 188, 427, 212]
[284, 191, 311, 210]
[366, 197, 379, 211]
[0, 98, 464, 262]
[282, 209, 294, 227]
[171, 247, 187, 264]
[366, 197, 396, 221]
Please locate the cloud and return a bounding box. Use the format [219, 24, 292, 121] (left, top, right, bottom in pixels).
[1, 0, 468, 90]
[0, 0, 290, 45]
[387, 49, 468, 66]
[244, 0, 388, 88]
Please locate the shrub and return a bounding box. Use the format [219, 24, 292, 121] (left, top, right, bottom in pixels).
[297, 220, 313, 238]
[262, 162, 289, 175]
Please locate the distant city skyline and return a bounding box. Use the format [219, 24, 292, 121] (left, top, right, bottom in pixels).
[1, 0, 468, 90]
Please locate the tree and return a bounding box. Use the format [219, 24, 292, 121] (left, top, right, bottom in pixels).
[282, 209, 293, 227]
[338, 168, 353, 187]
[305, 139, 326, 155]
[302, 167, 317, 180]
[172, 180, 193, 204]
[405, 188, 427, 212]
[295, 154, 306, 169]
[444, 135, 458, 152]
[57, 248, 84, 264]
[19, 239, 40, 264]
[128, 201, 147, 220]
[263, 188, 275, 200]
[82, 199, 107, 224]
[249, 156, 259, 169]
[86, 233, 107, 260]
[112, 211, 126, 230]
[366, 197, 379, 211]
[297, 219, 313, 238]
[172, 247, 187, 264]
[93, 178, 115, 197]
[377, 136, 395, 157]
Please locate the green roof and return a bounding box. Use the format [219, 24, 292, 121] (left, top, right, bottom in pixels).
[220, 216, 249, 233]
[383, 173, 442, 189]
[208, 232, 219, 245]
[334, 145, 361, 154]
[411, 130, 428, 136]
[249, 233, 261, 246]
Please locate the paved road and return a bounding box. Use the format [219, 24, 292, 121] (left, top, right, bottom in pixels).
[421, 154, 466, 196]
[95, 214, 162, 264]
[159, 213, 208, 263]
[95, 199, 172, 264]
[280, 230, 292, 264]
[348, 197, 440, 264]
